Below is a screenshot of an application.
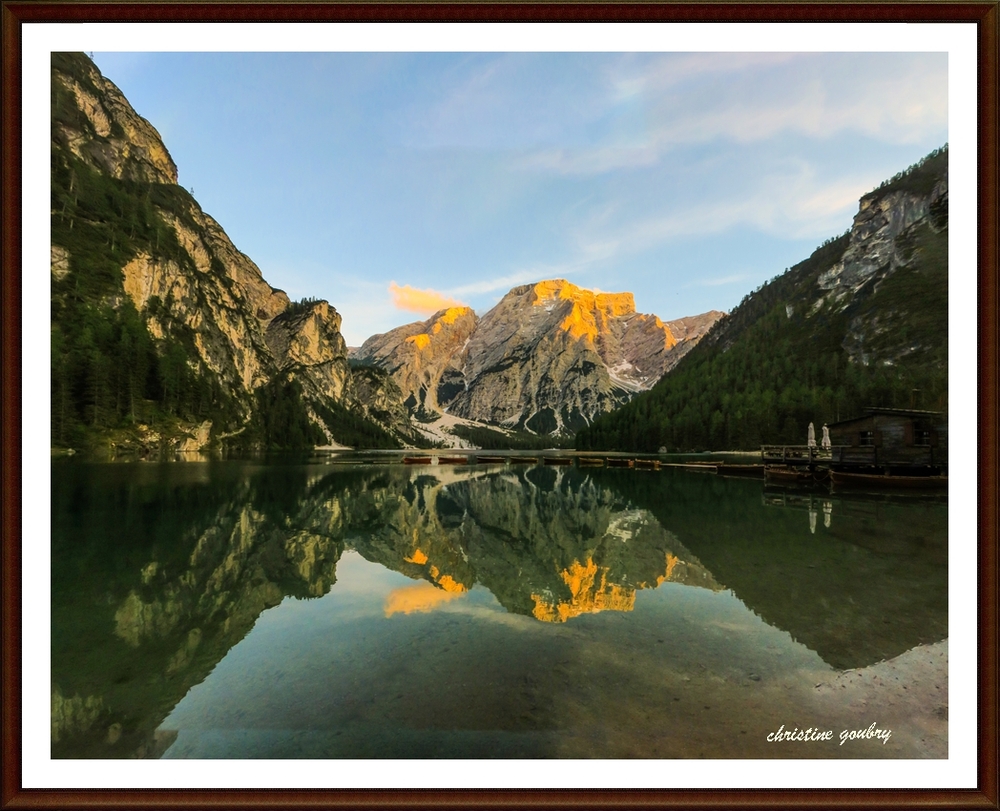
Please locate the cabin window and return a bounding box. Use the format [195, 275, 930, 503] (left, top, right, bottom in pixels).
[915, 428, 933, 447]
[859, 430, 875, 446]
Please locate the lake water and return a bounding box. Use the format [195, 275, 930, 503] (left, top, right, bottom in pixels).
[51, 455, 948, 759]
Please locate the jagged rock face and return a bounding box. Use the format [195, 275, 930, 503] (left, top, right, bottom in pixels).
[53, 57, 178, 185]
[354, 307, 478, 414]
[357, 280, 722, 434]
[348, 365, 416, 439]
[51, 53, 415, 447]
[119, 248, 287, 396]
[817, 182, 948, 302]
[266, 302, 351, 403]
[815, 178, 949, 368]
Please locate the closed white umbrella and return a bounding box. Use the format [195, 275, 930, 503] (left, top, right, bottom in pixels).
[821, 424, 831, 450]
[807, 422, 817, 449]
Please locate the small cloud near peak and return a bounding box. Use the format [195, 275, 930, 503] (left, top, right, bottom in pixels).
[389, 282, 466, 315]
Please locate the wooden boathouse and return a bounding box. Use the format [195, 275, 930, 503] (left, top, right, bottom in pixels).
[762, 408, 947, 474]
[826, 408, 946, 471]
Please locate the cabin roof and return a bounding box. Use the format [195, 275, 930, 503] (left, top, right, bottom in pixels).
[826, 407, 944, 429]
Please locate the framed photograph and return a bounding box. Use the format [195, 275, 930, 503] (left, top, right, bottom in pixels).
[3, 3, 996, 808]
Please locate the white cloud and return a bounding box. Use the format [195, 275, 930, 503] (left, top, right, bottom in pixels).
[516, 144, 660, 176]
[515, 53, 947, 178]
[688, 273, 752, 288]
[557, 160, 871, 273]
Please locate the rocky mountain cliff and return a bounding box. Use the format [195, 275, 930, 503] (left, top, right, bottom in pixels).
[352, 306, 479, 416]
[50, 53, 418, 452]
[578, 146, 949, 452]
[354, 279, 722, 435]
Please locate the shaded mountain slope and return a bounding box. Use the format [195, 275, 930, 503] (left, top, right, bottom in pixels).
[577, 147, 948, 452]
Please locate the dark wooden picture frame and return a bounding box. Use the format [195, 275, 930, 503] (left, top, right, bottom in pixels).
[2, 3, 997, 808]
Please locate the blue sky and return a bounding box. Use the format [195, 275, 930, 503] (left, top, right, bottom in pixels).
[91, 51, 947, 346]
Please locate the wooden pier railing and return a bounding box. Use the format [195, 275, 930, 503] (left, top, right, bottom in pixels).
[761, 445, 939, 468]
[760, 445, 834, 465]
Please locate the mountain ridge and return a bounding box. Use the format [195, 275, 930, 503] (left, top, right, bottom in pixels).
[354, 278, 723, 436]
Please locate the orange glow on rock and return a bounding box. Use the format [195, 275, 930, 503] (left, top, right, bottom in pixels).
[527, 280, 638, 345]
[559, 304, 599, 343]
[595, 292, 635, 317]
[404, 549, 429, 565]
[405, 333, 431, 351]
[437, 307, 470, 325]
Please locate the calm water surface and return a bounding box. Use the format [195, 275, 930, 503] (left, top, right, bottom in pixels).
[51, 456, 948, 759]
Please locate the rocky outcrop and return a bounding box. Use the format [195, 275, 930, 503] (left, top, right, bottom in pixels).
[817, 181, 949, 304]
[53, 56, 178, 185]
[353, 307, 478, 415]
[347, 364, 420, 442]
[811, 164, 949, 369]
[51, 53, 415, 448]
[356, 280, 722, 434]
[265, 302, 352, 403]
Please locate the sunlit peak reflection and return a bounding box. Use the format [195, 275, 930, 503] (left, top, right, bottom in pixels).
[531, 557, 636, 623]
[430, 569, 467, 593]
[657, 553, 681, 586]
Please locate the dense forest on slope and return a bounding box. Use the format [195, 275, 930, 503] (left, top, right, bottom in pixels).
[448, 424, 575, 450]
[577, 148, 948, 453]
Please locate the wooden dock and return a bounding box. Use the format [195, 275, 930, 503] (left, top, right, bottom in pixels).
[760, 445, 831, 466]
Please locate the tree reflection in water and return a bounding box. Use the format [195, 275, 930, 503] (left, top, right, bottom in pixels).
[51, 459, 947, 758]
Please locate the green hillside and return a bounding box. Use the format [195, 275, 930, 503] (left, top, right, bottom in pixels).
[577, 148, 948, 453]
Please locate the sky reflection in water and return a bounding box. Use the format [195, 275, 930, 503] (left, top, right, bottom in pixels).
[50, 458, 948, 759]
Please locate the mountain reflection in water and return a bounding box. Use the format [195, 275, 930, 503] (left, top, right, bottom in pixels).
[51, 459, 947, 759]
